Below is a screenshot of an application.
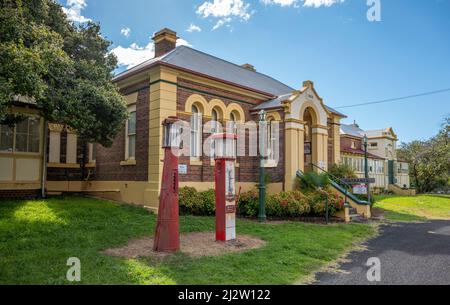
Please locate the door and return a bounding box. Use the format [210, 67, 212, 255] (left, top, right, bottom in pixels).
[388, 160, 395, 185]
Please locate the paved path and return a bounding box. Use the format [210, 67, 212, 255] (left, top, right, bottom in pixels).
[315, 220, 450, 285]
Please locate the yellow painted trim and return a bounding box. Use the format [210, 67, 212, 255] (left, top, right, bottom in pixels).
[225, 103, 245, 122]
[85, 162, 96, 168]
[300, 101, 320, 125]
[190, 159, 203, 166]
[185, 94, 208, 114]
[47, 163, 80, 169]
[208, 99, 227, 119]
[120, 159, 137, 166]
[266, 111, 282, 121]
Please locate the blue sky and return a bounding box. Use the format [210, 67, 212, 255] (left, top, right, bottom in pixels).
[59, 0, 450, 143]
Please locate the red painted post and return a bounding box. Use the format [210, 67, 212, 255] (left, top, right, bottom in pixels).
[213, 133, 237, 242]
[153, 117, 180, 252]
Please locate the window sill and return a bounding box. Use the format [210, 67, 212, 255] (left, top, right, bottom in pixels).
[47, 163, 80, 169]
[85, 162, 96, 168]
[190, 158, 203, 166]
[120, 159, 136, 166]
[262, 160, 278, 168]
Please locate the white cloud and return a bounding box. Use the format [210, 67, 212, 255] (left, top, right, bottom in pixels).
[261, 0, 299, 7]
[187, 24, 202, 33]
[196, 0, 252, 30]
[120, 27, 131, 38]
[62, 0, 91, 23]
[303, 0, 344, 8]
[111, 39, 192, 69]
[261, 0, 344, 8]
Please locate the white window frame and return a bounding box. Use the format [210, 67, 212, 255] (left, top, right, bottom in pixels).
[125, 105, 136, 161]
[190, 105, 202, 160]
[0, 115, 41, 155]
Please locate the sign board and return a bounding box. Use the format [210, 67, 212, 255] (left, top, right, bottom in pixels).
[304, 142, 311, 155]
[178, 164, 187, 175]
[353, 184, 368, 195]
[342, 178, 376, 185]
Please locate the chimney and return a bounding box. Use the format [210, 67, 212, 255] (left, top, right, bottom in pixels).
[241, 63, 256, 72]
[303, 80, 314, 89]
[351, 120, 360, 128]
[152, 28, 178, 57]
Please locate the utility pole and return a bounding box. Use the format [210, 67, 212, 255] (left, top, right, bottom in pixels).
[258, 110, 267, 223]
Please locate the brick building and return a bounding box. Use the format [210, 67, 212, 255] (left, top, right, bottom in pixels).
[0, 28, 410, 207]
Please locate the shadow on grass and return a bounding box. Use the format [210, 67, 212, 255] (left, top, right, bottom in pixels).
[382, 210, 428, 222]
[1, 196, 376, 285]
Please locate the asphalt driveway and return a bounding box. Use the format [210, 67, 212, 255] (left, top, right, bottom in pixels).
[315, 220, 450, 285]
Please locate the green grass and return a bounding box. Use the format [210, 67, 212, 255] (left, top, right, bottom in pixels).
[0, 196, 375, 284]
[374, 195, 450, 222]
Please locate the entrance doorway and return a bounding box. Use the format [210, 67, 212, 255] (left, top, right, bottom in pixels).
[303, 108, 315, 172]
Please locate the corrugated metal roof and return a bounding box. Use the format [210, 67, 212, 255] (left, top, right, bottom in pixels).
[340, 124, 365, 137]
[252, 93, 293, 110]
[113, 46, 294, 96]
[325, 105, 347, 118]
[253, 91, 348, 118]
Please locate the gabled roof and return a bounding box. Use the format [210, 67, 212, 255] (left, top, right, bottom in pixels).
[113, 46, 294, 97]
[364, 128, 397, 139]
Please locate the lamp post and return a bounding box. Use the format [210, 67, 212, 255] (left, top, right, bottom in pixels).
[258, 110, 267, 223]
[363, 135, 371, 204]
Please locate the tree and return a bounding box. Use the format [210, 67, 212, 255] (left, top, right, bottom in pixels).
[0, 0, 127, 147]
[328, 163, 357, 180]
[398, 115, 450, 193]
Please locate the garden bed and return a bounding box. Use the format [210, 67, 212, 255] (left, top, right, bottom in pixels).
[102, 232, 266, 259]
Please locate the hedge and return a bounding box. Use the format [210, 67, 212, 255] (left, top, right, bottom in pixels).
[178, 186, 344, 218]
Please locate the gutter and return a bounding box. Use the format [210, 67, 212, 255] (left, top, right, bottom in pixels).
[41, 119, 47, 198]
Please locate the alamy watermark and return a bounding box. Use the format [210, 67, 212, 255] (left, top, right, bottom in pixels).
[366, 257, 381, 282]
[66, 257, 81, 282]
[367, 0, 381, 22]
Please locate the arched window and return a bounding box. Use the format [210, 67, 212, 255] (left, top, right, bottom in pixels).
[267, 119, 275, 161]
[229, 111, 237, 133]
[190, 105, 202, 158]
[211, 108, 219, 134]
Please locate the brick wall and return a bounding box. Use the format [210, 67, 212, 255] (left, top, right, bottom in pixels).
[341, 136, 362, 151]
[0, 189, 40, 200]
[94, 82, 150, 181]
[46, 130, 90, 181]
[177, 78, 285, 184]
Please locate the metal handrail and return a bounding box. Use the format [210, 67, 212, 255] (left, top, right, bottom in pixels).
[308, 163, 352, 207]
[310, 163, 353, 190]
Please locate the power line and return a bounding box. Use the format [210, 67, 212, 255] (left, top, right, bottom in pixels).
[334, 88, 450, 109]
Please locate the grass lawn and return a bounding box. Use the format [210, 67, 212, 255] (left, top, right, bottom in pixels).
[374, 194, 450, 222]
[0, 196, 375, 285]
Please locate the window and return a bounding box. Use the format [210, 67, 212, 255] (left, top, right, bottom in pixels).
[229, 112, 238, 133]
[190, 105, 202, 158]
[267, 119, 277, 161]
[0, 116, 40, 153]
[125, 107, 136, 160]
[88, 143, 97, 163]
[0, 125, 13, 152]
[211, 108, 219, 134]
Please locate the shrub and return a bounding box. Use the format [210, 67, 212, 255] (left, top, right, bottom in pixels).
[181, 187, 343, 219]
[296, 171, 330, 191]
[237, 189, 259, 217]
[179, 187, 215, 216]
[328, 164, 357, 179]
